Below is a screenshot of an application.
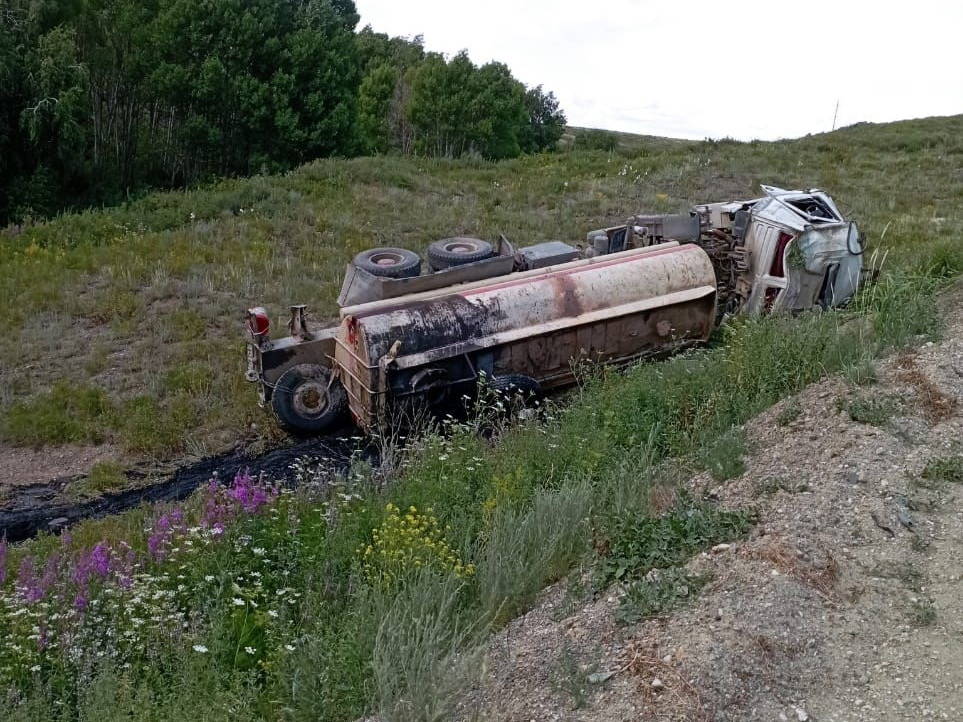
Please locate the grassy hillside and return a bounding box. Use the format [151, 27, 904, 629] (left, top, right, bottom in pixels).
[1, 115, 961, 467]
[0, 115, 961, 720]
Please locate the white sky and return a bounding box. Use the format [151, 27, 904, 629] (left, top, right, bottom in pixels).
[357, 0, 963, 141]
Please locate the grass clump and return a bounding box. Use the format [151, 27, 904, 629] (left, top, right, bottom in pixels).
[478, 485, 591, 625]
[920, 456, 963, 485]
[697, 427, 748, 481]
[843, 355, 878, 386]
[74, 461, 128, 497]
[616, 568, 711, 625]
[1, 383, 114, 446]
[776, 399, 802, 426]
[550, 640, 597, 710]
[841, 393, 899, 426]
[370, 571, 483, 722]
[599, 497, 752, 585]
[908, 597, 937, 627]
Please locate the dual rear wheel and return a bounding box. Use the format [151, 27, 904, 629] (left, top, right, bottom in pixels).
[352, 237, 493, 278]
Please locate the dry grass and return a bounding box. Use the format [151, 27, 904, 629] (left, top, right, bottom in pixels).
[751, 536, 839, 602]
[618, 638, 711, 721]
[895, 353, 958, 423]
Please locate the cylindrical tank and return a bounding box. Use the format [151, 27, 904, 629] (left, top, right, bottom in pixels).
[335, 243, 717, 428]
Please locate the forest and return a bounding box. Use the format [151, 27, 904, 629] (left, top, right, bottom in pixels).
[0, 0, 566, 224]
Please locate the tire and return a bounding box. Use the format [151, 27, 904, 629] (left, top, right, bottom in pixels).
[427, 237, 494, 270]
[272, 364, 347, 433]
[490, 373, 541, 399]
[353, 247, 422, 279]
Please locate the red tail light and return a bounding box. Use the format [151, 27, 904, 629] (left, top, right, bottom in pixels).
[247, 307, 270, 337]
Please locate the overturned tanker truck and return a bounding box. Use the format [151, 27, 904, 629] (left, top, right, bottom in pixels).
[245, 185, 864, 433]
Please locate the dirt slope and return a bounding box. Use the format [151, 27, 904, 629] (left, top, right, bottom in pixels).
[464, 285, 963, 721]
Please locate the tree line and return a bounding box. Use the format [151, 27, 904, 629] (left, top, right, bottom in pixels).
[0, 1, 566, 224]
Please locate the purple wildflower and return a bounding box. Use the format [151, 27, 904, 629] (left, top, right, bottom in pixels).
[228, 469, 276, 514]
[18, 553, 59, 603]
[147, 508, 186, 561]
[90, 542, 111, 577]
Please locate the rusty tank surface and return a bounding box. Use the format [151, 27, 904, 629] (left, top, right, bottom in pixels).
[335, 242, 716, 429]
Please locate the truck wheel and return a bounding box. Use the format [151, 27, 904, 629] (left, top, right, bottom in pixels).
[491, 374, 541, 399]
[272, 364, 347, 433]
[353, 247, 422, 279]
[427, 237, 494, 270]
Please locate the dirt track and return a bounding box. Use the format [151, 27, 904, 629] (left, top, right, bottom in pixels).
[464, 283, 963, 721]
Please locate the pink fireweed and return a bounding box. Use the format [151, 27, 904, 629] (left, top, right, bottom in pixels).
[228, 469, 276, 514]
[147, 507, 185, 561]
[16, 553, 61, 603]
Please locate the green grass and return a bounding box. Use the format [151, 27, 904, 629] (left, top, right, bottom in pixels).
[1, 115, 962, 721]
[616, 567, 711, 625]
[0, 261, 954, 720]
[921, 455, 963, 485]
[841, 393, 900, 426]
[1, 114, 961, 460]
[72, 461, 128, 497]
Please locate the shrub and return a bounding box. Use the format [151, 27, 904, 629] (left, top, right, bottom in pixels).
[572, 128, 618, 151]
[360, 503, 475, 587]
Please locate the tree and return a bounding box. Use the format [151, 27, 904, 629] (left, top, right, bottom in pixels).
[520, 85, 566, 153]
[358, 63, 398, 154]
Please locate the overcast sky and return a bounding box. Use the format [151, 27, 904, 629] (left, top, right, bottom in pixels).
[357, 0, 963, 141]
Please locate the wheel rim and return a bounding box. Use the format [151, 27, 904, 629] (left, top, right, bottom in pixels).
[369, 251, 404, 267]
[292, 380, 330, 419]
[443, 241, 477, 254]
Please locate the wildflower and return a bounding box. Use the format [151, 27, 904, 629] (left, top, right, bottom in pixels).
[244, 646, 256, 654]
[284, 644, 295, 651]
[232, 598, 245, 606]
[252, 547, 266, 556]
[204, 575, 215, 582]
[30, 665, 40, 672]
[193, 645, 208, 653]
[267, 610, 278, 618]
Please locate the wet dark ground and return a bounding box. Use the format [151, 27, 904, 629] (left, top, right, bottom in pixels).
[0, 431, 367, 542]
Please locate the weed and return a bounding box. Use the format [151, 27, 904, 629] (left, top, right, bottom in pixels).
[755, 477, 809, 495]
[843, 356, 878, 386]
[550, 640, 597, 710]
[600, 497, 753, 585]
[370, 570, 484, 722]
[74, 461, 127, 497]
[908, 597, 936, 627]
[776, 399, 802, 426]
[869, 560, 923, 591]
[920, 456, 963, 485]
[616, 567, 710, 625]
[841, 393, 899, 426]
[550, 566, 591, 622]
[697, 427, 747, 481]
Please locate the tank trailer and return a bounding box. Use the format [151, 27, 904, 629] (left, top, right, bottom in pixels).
[245, 186, 864, 433]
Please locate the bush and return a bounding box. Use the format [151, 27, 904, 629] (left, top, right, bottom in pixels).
[572, 128, 618, 151]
